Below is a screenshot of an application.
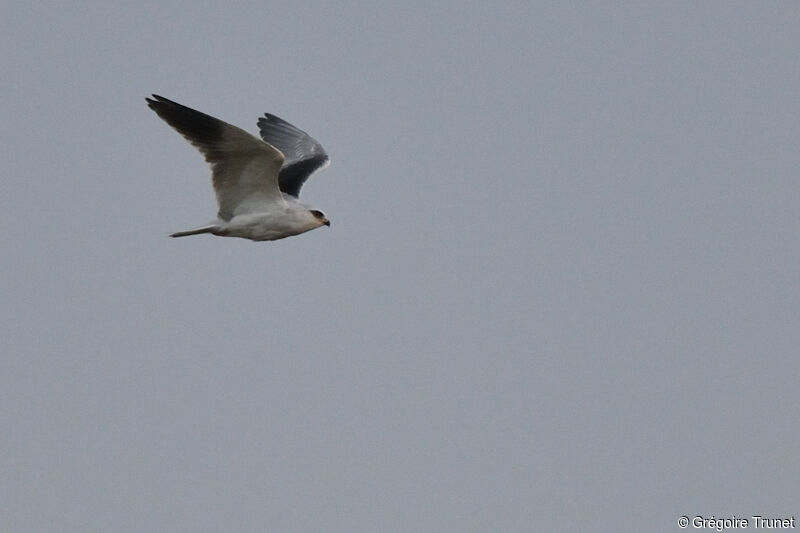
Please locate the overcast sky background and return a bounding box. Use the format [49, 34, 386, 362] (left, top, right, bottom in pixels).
[2, 2, 799, 532]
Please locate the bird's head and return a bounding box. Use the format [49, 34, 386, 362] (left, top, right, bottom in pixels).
[310, 209, 330, 227]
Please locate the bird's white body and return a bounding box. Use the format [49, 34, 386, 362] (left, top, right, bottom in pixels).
[146, 95, 331, 242]
[182, 199, 327, 241]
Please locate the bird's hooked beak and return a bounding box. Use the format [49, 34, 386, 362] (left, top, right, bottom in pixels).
[323, 218, 330, 227]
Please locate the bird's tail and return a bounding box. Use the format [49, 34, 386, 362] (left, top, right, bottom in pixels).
[170, 225, 218, 238]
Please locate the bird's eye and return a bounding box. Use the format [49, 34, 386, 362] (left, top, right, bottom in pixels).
[310, 210, 325, 219]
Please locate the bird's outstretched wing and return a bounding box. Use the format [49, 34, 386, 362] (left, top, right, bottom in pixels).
[257, 113, 329, 198]
[147, 95, 285, 220]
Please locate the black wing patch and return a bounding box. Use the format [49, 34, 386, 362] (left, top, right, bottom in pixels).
[145, 95, 226, 161]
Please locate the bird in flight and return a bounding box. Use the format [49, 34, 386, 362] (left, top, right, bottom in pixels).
[146, 94, 330, 241]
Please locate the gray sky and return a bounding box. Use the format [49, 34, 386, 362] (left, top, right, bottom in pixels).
[2, 2, 799, 532]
